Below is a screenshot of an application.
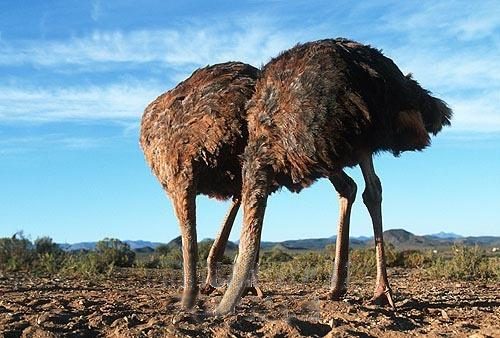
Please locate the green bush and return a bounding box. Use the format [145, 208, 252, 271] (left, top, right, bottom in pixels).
[155, 244, 171, 256]
[398, 250, 428, 268]
[95, 238, 135, 268]
[259, 246, 433, 283]
[35, 237, 62, 256]
[197, 240, 213, 266]
[260, 251, 331, 283]
[261, 247, 293, 263]
[0, 233, 35, 271]
[159, 247, 183, 269]
[349, 248, 376, 277]
[428, 245, 500, 280]
[60, 252, 113, 277]
[32, 237, 65, 274]
[136, 255, 162, 269]
[36, 252, 64, 275]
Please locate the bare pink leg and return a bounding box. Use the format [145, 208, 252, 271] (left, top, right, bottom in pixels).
[243, 241, 264, 298]
[359, 155, 395, 308]
[171, 187, 199, 309]
[328, 171, 357, 299]
[201, 198, 240, 295]
[215, 163, 270, 315]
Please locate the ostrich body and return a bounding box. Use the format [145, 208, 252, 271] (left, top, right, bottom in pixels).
[216, 39, 451, 315]
[140, 62, 260, 308]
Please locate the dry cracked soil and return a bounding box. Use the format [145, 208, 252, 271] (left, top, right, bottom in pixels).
[0, 268, 498, 337]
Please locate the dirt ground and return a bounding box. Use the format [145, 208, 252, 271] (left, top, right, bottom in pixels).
[0, 268, 498, 337]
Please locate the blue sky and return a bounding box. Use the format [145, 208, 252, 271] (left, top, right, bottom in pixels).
[1, 0, 499, 243]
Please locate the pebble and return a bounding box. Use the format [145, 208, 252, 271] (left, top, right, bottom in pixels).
[346, 307, 356, 314]
[440, 309, 450, 320]
[468, 334, 486, 338]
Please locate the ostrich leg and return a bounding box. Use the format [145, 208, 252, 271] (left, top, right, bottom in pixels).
[215, 163, 270, 315]
[243, 237, 264, 298]
[201, 198, 240, 295]
[171, 187, 199, 309]
[359, 155, 395, 308]
[328, 171, 357, 299]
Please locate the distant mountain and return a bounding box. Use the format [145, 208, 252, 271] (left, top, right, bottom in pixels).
[59, 241, 96, 251]
[59, 240, 163, 252]
[165, 236, 239, 251]
[385, 229, 500, 249]
[383, 229, 443, 249]
[353, 235, 372, 241]
[429, 232, 463, 239]
[261, 235, 368, 251]
[125, 240, 163, 250]
[261, 237, 335, 250]
[166, 236, 182, 250]
[455, 236, 500, 247]
[57, 230, 500, 252]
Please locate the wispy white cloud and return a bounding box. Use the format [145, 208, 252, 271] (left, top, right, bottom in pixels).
[0, 82, 163, 122]
[375, 1, 500, 134]
[91, 0, 102, 22]
[378, 0, 500, 42]
[0, 18, 306, 70]
[0, 134, 110, 155]
[0, 3, 499, 134]
[0, 17, 315, 124]
[447, 92, 500, 132]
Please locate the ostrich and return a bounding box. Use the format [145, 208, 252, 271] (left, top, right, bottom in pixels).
[140, 62, 260, 309]
[216, 38, 452, 315]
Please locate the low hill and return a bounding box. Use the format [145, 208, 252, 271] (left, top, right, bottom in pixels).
[57, 230, 500, 252]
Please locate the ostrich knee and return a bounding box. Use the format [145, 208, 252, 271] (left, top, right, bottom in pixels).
[362, 174, 382, 211]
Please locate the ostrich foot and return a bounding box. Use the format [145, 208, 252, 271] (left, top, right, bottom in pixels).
[369, 286, 395, 309]
[200, 283, 217, 295]
[200, 283, 228, 296]
[326, 287, 348, 300]
[181, 287, 199, 309]
[243, 285, 264, 298]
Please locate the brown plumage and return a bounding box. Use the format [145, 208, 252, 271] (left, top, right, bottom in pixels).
[140, 61, 260, 308]
[216, 38, 452, 315]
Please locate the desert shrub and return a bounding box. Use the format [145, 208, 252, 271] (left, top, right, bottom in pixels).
[135, 254, 162, 269]
[32, 237, 66, 274]
[0, 233, 35, 271]
[350, 245, 429, 271]
[220, 253, 234, 265]
[428, 245, 499, 280]
[398, 250, 428, 268]
[60, 238, 136, 277]
[95, 238, 135, 268]
[197, 240, 213, 266]
[136, 250, 182, 270]
[155, 244, 171, 256]
[60, 252, 113, 277]
[489, 257, 500, 280]
[384, 244, 399, 267]
[348, 244, 412, 277]
[260, 245, 413, 283]
[349, 248, 376, 277]
[197, 240, 234, 267]
[324, 244, 336, 256]
[260, 251, 331, 283]
[159, 247, 183, 270]
[261, 247, 293, 263]
[34, 237, 62, 256]
[36, 252, 66, 275]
